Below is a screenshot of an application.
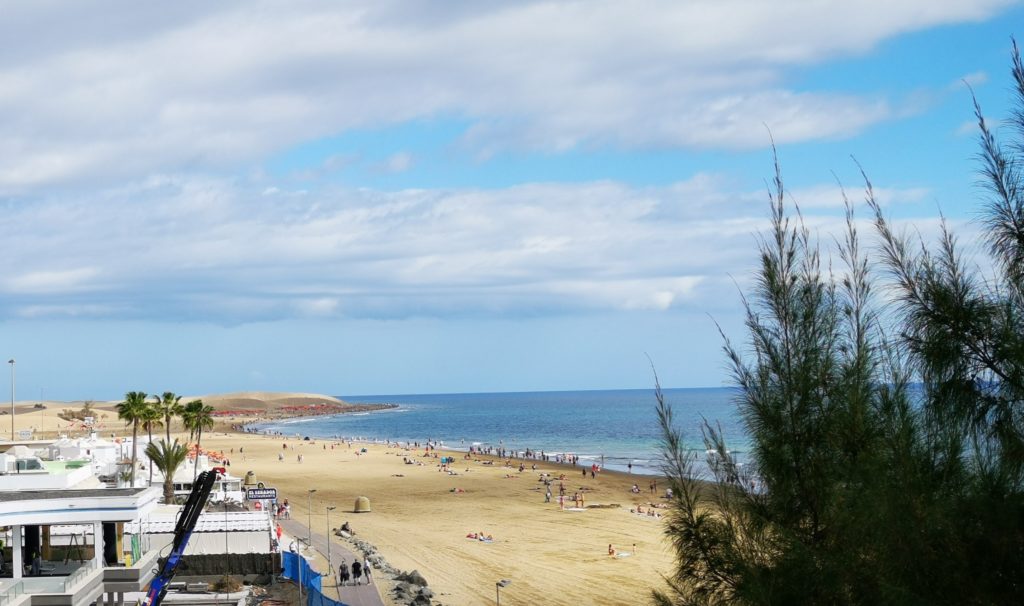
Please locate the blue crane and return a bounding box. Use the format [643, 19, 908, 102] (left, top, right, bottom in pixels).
[141, 467, 225, 606]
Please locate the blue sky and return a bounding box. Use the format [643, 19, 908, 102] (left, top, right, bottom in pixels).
[0, 0, 1022, 400]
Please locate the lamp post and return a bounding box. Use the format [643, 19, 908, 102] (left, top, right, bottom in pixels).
[8, 359, 14, 441]
[301, 489, 316, 605]
[326, 505, 337, 599]
[496, 579, 511, 605]
[307, 489, 317, 548]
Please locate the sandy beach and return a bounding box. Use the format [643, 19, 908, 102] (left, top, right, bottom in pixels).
[6, 397, 675, 604]
[202, 431, 674, 605]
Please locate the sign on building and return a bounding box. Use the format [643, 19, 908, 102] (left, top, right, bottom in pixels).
[17, 429, 32, 440]
[246, 487, 277, 500]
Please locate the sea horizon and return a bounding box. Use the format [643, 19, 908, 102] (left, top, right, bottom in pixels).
[255, 386, 747, 477]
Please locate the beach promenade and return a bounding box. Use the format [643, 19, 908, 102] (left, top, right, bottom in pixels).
[279, 517, 385, 606]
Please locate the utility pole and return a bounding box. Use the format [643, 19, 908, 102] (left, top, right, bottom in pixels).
[8, 359, 14, 441]
[326, 505, 337, 599]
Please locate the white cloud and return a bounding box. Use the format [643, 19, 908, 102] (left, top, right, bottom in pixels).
[5, 267, 101, 294]
[957, 70, 990, 88]
[0, 0, 1016, 190]
[0, 172, 949, 322]
[376, 152, 414, 174]
[787, 184, 931, 209]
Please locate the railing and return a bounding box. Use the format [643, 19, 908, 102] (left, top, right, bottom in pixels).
[0, 581, 25, 606]
[62, 558, 100, 592]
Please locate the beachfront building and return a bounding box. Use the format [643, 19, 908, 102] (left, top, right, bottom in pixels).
[0, 486, 162, 606]
[0, 440, 167, 605]
[45, 433, 122, 478]
[155, 455, 245, 503]
[124, 506, 274, 555]
[0, 433, 255, 605]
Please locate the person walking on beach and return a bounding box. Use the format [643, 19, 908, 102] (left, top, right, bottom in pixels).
[351, 560, 362, 585]
[339, 560, 350, 586]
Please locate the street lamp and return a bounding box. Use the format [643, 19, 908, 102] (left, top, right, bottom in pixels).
[307, 489, 317, 548]
[326, 505, 337, 599]
[496, 579, 511, 605]
[8, 359, 14, 441]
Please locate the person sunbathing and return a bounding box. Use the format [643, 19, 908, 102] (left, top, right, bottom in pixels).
[608, 544, 616, 556]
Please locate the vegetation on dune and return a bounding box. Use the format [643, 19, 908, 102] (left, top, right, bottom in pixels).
[57, 400, 103, 423]
[656, 42, 1024, 605]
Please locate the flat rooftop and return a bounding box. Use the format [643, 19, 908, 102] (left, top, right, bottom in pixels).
[0, 487, 150, 502]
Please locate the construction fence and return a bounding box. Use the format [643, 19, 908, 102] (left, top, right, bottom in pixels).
[281, 551, 348, 606]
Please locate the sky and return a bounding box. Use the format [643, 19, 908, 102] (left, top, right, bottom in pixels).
[1, 0, 1023, 401]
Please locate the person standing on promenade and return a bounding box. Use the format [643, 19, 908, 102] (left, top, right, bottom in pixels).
[351, 559, 363, 585]
[363, 558, 372, 584]
[339, 560, 350, 586]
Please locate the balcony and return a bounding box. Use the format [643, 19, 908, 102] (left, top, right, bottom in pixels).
[0, 560, 104, 606]
[102, 547, 160, 594]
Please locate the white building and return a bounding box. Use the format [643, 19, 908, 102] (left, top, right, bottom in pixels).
[45, 433, 121, 477]
[0, 486, 162, 606]
[124, 506, 274, 555]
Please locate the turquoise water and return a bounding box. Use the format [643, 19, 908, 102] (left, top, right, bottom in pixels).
[255, 387, 747, 476]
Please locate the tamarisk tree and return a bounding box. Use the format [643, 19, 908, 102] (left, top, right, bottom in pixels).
[656, 42, 1024, 606]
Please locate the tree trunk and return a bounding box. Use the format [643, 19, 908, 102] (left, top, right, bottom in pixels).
[193, 426, 202, 480]
[130, 422, 138, 487]
[147, 426, 154, 486]
[163, 462, 175, 504]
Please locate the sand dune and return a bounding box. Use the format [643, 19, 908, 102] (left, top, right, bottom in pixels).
[192, 391, 349, 411]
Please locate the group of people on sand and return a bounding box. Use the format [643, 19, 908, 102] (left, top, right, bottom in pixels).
[466, 531, 494, 542]
[630, 502, 668, 518]
[557, 490, 587, 509]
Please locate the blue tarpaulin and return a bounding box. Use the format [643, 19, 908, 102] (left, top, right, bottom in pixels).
[282, 551, 323, 592]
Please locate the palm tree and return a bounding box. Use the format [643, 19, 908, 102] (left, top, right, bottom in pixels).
[182, 399, 214, 480]
[141, 399, 163, 486]
[155, 392, 183, 444]
[145, 439, 188, 504]
[116, 391, 148, 487]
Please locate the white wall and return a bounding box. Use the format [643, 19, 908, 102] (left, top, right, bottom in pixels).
[129, 531, 270, 555]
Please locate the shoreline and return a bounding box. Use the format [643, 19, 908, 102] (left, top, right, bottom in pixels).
[240, 415, 671, 478]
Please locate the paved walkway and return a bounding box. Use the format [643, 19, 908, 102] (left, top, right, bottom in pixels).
[278, 518, 385, 606]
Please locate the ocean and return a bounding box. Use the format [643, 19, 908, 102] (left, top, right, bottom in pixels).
[255, 387, 747, 476]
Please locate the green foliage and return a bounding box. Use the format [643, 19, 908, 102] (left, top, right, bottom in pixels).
[181, 399, 215, 479]
[656, 43, 1024, 606]
[145, 438, 188, 504]
[155, 391, 183, 443]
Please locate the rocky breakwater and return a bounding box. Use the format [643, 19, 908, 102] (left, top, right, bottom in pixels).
[335, 528, 437, 606]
